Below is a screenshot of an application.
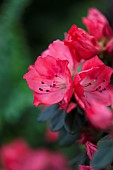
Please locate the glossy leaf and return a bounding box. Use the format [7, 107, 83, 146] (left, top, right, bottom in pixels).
[38, 104, 58, 122]
[49, 109, 66, 132]
[64, 111, 83, 134]
[58, 127, 80, 146]
[91, 135, 113, 169]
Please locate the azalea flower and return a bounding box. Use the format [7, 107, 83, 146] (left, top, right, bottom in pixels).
[74, 56, 113, 109]
[82, 8, 113, 40]
[79, 165, 93, 170]
[1, 140, 71, 170]
[23, 55, 73, 107]
[1, 140, 30, 170]
[85, 141, 97, 160]
[85, 101, 113, 130]
[79, 142, 97, 170]
[45, 128, 58, 142]
[42, 40, 79, 74]
[105, 38, 113, 55]
[64, 24, 100, 61]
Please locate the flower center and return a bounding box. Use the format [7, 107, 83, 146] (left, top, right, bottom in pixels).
[81, 77, 107, 93]
[38, 74, 67, 93]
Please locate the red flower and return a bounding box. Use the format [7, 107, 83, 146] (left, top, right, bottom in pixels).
[85, 101, 113, 130]
[74, 56, 113, 109]
[78, 130, 93, 144]
[1, 140, 71, 170]
[1, 140, 30, 170]
[22, 150, 71, 170]
[105, 38, 113, 55]
[24, 56, 73, 107]
[42, 40, 79, 74]
[83, 8, 113, 40]
[85, 141, 97, 160]
[45, 128, 58, 142]
[79, 165, 93, 170]
[64, 24, 100, 61]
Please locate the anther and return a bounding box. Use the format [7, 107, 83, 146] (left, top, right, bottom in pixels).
[41, 81, 44, 84]
[46, 90, 49, 92]
[96, 88, 98, 91]
[48, 75, 51, 78]
[103, 80, 106, 82]
[100, 90, 102, 93]
[89, 83, 91, 85]
[39, 88, 43, 91]
[103, 88, 106, 90]
[55, 74, 58, 77]
[50, 85, 52, 87]
[98, 86, 101, 89]
[53, 83, 56, 87]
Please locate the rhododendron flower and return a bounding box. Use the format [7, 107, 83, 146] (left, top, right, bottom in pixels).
[45, 128, 58, 142]
[83, 8, 113, 40]
[85, 101, 113, 130]
[105, 38, 113, 55]
[22, 150, 71, 170]
[74, 56, 113, 109]
[24, 56, 73, 107]
[1, 140, 71, 170]
[66, 102, 77, 113]
[79, 165, 93, 170]
[85, 141, 97, 160]
[64, 24, 100, 61]
[78, 130, 93, 144]
[42, 40, 79, 74]
[1, 140, 30, 170]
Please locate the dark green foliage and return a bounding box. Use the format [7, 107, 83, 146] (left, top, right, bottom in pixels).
[38, 104, 66, 131]
[70, 151, 88, 166]
[91, 135, 113, 169]
[49, 109, 66, 132]
[64, 110, 84, 135]
[58, 127, 80, 146]
[38, 104, 59, 122]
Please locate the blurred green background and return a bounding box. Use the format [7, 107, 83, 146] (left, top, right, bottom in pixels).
[0, 0, 112, 160]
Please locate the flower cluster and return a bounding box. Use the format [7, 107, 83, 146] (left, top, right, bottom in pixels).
[24, 8, 113, 130]
[24, 8, 113, 170]
[1, 140, 71, 170]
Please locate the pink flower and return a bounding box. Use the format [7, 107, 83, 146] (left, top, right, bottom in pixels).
[66, 102, 77, 113]
[1, 140, 71, 170]
[78, 130, 93, 144]
[85, 141, 97, 160]
[74, 56, 113, 109]
[105, 38, 113, 55]
[85, 101, 113, 130]
[1, 140, 30, 170]
[42, 40, 79, 74]
[45, 128, 58, 142]
[64, 24, 100, 61]
[79, 165, 92, 170]
[23, 56, 73, 107]
[22, 150, 71, 170]
[83, 8, 113, 40]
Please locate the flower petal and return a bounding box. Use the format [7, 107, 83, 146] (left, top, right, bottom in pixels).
[24, 56, 73, 106]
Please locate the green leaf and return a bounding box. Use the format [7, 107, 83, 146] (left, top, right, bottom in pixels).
[108, 167, 113, 170]
[91, 135, 113, 169]
[58, 127, 80, 146]
[64, 111, 83, 134]
[69, 152, 87, 166]
[38, 104, 58, 122]
[49, 109, 66, 132]
[38, 104, 66, 131]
